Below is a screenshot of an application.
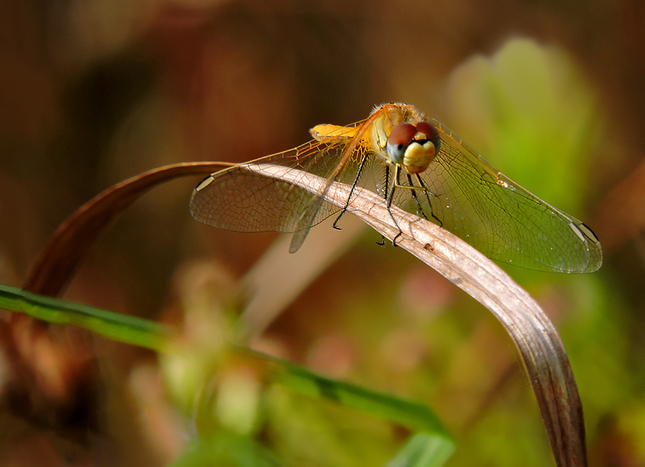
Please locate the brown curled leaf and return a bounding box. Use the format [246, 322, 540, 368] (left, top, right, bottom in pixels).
[23, 162, 229, 297]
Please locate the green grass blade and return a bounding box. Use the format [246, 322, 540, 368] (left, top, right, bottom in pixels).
[0, 284, 170, 351]
[241, 347, 455, 466]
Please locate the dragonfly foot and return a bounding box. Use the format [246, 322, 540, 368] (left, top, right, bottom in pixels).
[332, 212, 345, 230]
[392, 231, 402, 247]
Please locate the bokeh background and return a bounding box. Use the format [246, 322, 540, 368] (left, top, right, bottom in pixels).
[1, 0, 645, 466]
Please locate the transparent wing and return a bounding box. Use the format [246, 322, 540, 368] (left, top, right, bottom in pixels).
[389, 119, 602, 273]
[189, 137, 368, 235]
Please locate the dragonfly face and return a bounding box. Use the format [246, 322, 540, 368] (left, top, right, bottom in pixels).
[190, 103, 602, 273]
[385, 121, 441, 174]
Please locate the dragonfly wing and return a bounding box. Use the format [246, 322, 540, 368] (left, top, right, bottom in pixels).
[400, 120, 602, 273]
[190, 165, 338, 233]
[289, 193, 324, 253]
[189, 138, 364, 242]
[289, 131, 376, 252]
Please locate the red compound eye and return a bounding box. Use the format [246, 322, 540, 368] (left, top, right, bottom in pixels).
[388, 123, 417, 146]
[416, 121, 439, 141]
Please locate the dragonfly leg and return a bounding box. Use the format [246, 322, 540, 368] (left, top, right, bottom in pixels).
[415, 174, 442, 227]
[389, 171, 443, 228]
[388, 166, 404, 246]
[373, 166, 392, 247]
[332, 152, 370, 230]
[332, 212, 343, 230]
[406, 173, 428, 220]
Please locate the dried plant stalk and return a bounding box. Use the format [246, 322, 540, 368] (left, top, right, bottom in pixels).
[245, 163, 587, 467]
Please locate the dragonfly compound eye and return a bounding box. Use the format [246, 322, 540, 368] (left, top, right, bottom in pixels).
[386, 123, 417, 164]
[416, 121, 440, 150]
[387, 122, 439, 174]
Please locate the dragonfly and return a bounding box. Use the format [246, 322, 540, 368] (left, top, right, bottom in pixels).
[190, 103, 602, 273]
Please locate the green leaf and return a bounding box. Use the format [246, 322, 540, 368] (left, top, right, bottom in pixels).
[240, 347, 455, 466]
[0, 284, 170, 351]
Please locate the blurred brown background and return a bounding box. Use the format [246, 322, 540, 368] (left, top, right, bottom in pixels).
[1, 0, 645, 466]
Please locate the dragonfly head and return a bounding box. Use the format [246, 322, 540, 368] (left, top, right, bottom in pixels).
[386, 121, 441, 174]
